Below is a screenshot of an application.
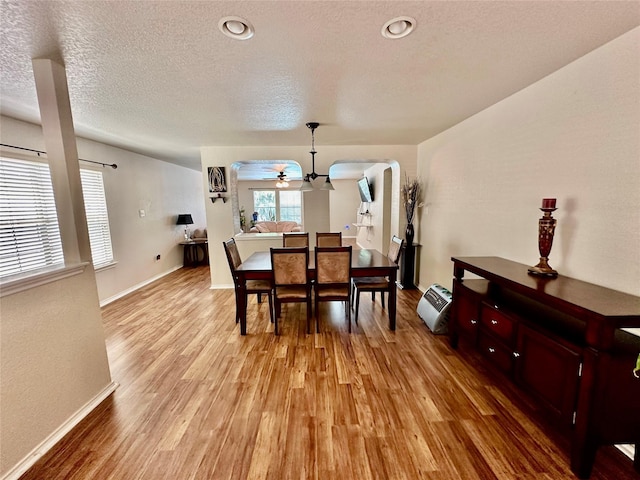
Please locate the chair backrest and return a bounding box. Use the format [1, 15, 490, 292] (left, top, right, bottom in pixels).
[316, 232, 342, 247]
[315, 246, 352, 286]
[387, 235, 404, 264]
[270, 247, 309, 286]
[283, 232, 309, 247]
[222, 238, 242, 273]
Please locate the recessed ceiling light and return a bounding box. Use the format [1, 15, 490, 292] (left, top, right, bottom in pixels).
[219, 16, 254, 40]
[381, 16, 416, 39]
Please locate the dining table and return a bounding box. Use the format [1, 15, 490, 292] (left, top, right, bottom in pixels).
[235, 248, 399, 335]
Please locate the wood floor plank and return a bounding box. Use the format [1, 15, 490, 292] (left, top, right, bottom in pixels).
[18, 265, 638, 480]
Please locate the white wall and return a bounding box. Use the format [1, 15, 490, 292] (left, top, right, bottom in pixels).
[416, 27, 640, 295]
[329, 178, 362, 236]
[84, 143, 206, 304]
[355, 164, 394, 253]
[1, 269, 112, 478]
[0, 116, 206, 304]
[201, 145, 417, 287]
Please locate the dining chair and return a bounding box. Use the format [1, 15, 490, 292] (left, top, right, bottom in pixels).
[352, 235, 404, 326]
[282, 232, 309, 247]
[316, 232, 342, 247]
[270, 246, 312, 335]
[223, 238, 274, 327]
[314, 246, 353, 333]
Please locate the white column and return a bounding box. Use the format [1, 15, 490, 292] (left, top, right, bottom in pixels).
[32, 58, 91, 265]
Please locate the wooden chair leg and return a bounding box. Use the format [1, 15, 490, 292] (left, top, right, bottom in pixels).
[268, 292, 274, 323]
[381, 291, 385, 309]
[354, 289, 360, 325]
[234, 288, 240, 323]
[273, 298, 279, 335]
[306, 298, 311, 334]
[315, 296, 320, 333]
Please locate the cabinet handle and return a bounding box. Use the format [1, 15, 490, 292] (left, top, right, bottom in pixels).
[513, 352, 520, 358]
[491, 319, 498, 325]
[470, 319, 477, 325]
[488, 347, 495, 353]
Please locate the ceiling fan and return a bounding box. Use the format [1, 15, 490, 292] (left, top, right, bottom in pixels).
[274, 171, 289, 188]
[258, 164, 293, 187]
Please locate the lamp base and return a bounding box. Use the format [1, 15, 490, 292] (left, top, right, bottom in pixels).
[528, 258, 558, 277]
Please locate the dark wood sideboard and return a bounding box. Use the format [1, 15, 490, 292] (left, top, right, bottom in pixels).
[449, 256, 640, 479]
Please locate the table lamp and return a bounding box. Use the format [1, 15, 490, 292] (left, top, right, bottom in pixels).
[176, 214, 194, 241]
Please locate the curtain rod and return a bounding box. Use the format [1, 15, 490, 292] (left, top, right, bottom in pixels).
[0, 143, 118, 169]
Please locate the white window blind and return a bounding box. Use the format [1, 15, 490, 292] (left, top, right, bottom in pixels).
[80, 169, 113, 268]
[278, 190, 302, 223]
[0, 156, 64, 277]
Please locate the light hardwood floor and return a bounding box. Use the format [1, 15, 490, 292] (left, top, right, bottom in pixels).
[20, 266, 637, 479]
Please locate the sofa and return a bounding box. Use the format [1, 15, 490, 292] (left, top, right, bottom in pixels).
[190, 228, 207, 240]
[249, 221, 301, 233]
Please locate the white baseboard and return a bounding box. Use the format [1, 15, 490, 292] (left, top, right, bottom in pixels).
[99, 265, 182, 307]
[2, 381, 119, 480]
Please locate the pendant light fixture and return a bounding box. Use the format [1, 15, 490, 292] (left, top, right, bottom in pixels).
[300, 122, 333, 192]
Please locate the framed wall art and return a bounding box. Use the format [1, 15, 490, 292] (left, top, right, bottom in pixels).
[208, 166, 227, 193]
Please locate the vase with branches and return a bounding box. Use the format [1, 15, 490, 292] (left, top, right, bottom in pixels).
[401, 175, 424, 246]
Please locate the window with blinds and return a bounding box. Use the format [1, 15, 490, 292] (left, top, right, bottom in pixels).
[0, 155, 115, 279]
[80, 169, 113, 268]
[252, 189, 302, 223]
[0, 156, 64, 277]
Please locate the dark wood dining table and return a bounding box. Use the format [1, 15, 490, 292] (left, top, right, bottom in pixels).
[235, 249, 399, 335]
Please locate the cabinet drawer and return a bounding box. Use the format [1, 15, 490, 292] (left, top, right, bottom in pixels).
[478, 332, 513, 374]
[481, 303, 516, 344]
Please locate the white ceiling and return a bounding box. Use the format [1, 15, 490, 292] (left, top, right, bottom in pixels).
[1, 1, 638, 178]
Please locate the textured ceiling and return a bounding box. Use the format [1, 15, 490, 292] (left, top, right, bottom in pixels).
[1, 0, 639, 174]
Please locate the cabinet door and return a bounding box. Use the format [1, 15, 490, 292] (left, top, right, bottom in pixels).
[514, 325, 582, 426]
[478, 331, 514, 375]
[455, 287, 481, 343]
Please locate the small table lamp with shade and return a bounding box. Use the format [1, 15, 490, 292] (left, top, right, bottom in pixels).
[176, 214, 194, 241]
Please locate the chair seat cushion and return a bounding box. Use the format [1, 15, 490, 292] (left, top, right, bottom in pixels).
[316, 285, 350, 298]
[246, 279, 272, 291]
[353, 276, 389, 289]
[276, 285, 309, 299]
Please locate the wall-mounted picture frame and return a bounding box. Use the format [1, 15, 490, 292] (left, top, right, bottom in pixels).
[208, 166, 227, 193]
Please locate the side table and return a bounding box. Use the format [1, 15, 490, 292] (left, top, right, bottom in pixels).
[179, 240, 209, 267]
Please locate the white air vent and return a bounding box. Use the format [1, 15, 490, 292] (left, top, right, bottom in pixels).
[417, 284, 453, 334]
